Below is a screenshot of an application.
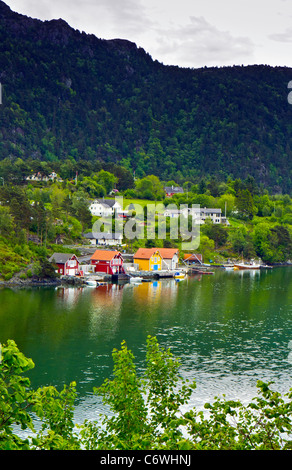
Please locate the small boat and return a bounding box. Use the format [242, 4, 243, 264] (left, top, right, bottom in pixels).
[189, 269, 214, 275]
[86, 280, 98, 287]
[234, 262, 260, 270]
[130, 276, 143, 283]
[260, 265, 273, 269]
[173, 272, 185, 279]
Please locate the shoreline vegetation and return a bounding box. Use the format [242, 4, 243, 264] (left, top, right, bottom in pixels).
[0, 163, 291, 284]
[1, 336, 292, 450]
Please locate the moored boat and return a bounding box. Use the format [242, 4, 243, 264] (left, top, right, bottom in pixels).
[86, 280, 98, 287]
[130, 276, 143, 283]
[173, 271, 185, 279]
[234, 262, 260, 270]
[188, 268, 214, 275]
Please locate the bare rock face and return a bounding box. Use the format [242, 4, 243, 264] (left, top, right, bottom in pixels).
[0, 0, 139, 50]
[0, 1, 73, 45]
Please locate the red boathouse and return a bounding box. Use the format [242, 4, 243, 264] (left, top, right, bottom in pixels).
[90, 250, 125, 275]
[49, 253, 80, 275]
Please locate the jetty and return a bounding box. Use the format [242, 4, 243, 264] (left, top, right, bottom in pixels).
[124, 268, 187, 280]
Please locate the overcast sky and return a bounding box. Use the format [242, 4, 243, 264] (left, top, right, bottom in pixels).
[4, 0, 292, 69]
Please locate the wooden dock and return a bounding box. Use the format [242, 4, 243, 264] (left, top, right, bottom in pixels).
[125, 269, 187, 280]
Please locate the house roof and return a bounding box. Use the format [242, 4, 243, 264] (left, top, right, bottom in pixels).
[164, 186, 184, 193]
[134, 248, 179, 260]
[134, 248, 161, 259]
[158, 248, 179, 259]
[103, 199, 118, 207]
[84, 232, 122, 240]
[201, 208, 221, 214]
[164, 208, 181, 214]
[90, 250, 122, 261]
[48, 253, 78, 264]
[97, 199, 121, 207]
[184, 253, 202, 261]
[90, 201, 111, 209]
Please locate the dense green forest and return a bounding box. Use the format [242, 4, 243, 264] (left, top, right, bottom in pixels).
[1, 1, 292, 192]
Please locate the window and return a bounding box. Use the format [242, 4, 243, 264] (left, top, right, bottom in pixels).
[67, 260, 76, 267]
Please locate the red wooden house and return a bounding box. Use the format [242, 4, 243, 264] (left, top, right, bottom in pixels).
[49, 253, 80, 275]
[90, 250, 125, 275]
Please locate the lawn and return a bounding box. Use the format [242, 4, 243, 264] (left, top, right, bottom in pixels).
[121, 198, 164, 210]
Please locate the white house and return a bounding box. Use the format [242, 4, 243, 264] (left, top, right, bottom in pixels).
[89, 199, 123, 217]
[26, 171, 63, 183]
[89, 201, 112, 217]
[83, 231, 123, 246]
[163, 204, 190, 218]
[163, 208, 181, 218]
[198, 208, 224, 224]
[188, 207, 229, 224]
[164, 206, 228, 225]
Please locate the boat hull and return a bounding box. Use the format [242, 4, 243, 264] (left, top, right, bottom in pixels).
[234, 264, 260, 270]
[86, 281, 97, 287]
[130, 277, 142, 283]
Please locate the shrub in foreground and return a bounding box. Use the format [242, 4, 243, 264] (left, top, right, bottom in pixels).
[1, 337, 292, 450]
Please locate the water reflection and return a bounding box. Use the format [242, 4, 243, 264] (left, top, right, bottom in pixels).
[88, 284, 124, 341]
[55, 286, 85, 307]
[124, 279, 179, 306]
[0, 268, 291, 415]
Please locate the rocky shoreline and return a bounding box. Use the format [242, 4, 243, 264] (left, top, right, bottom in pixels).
[0, 275, 88, 288]
[0, 262, 291, 289]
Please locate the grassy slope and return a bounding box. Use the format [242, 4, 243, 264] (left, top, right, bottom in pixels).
[0, 239, 31, 280]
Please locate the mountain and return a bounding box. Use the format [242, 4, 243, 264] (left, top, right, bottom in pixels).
[1, 1, 292, 192]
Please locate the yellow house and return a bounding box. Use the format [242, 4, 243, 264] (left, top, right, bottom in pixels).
[134, 248, 162, 271]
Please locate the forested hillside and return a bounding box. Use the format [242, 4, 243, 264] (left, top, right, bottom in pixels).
[1, 1, 292, 192]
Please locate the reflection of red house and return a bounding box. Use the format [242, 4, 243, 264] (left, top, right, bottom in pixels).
[49, 253, 79, 275]
[90, 250, 125, 275]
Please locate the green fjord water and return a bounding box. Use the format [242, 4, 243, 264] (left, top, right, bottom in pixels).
[0, 267, 292, 423]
